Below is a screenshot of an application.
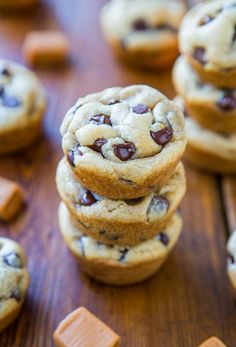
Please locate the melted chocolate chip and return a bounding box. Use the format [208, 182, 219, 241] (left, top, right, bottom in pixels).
[89, 138, 107, 153]
[193, 47, 207, 65]
[156, 23, 177, 33]
[132, 104, 149, 114]
[199, 15, 214, 26]
[217, 90, 236, 111]
[0, 67, 11, 77]
[3, 253, 22, 268]
[108, 99, 121, 106]
[67, 150, 76, 167]
[119, 248, 129, 262]
[90, 114, 112, 126]
[157, 232, 169, 246]
[11, 287, 21, 302]
[228, 254, 235, 264]
[124, 197, 144, 206]
[113, 142, 136, 161]
[133, 19, 148, 31]
[150, 127, 173, 146]
[79, 191, 97, 206]
[148, 195, 169, 214]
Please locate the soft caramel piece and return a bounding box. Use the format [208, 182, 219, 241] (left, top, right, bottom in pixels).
[0, 177, 24, 222]
[22, 30, 70, 66]
[198, 337, 227, 347]
[53, 307, 121, 347]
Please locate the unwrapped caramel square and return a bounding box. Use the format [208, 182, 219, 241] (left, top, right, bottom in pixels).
[54, 307, 121, 347]
[198, 337, 227, 347]
[0, 177, 24, 222]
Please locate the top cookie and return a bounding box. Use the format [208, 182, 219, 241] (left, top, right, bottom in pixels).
[0, 237, 29, 333]
[0, 59, 46, 135]
[179, 0, 236, 87]
[61, 85, 186, 199]
[100, 0, 186, 68]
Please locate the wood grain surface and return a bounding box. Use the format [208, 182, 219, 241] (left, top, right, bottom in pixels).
[0, 0, 236, 346]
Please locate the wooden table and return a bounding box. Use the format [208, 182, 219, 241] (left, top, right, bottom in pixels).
[0, 1, 236, 346]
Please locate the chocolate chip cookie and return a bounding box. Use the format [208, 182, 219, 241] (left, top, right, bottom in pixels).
[179, 0, 236, 88]
[58, 202, 182, 286]
[173, 56, 236, 134]
[0, 0, 38, 11]
[100, 0, 186, 69]
[61, 85, 186, 199]
[176, 97, 236, 173]
[0, 237, 29, 333]
[56, 158, 186, 246]
[0, 59, 46, 155]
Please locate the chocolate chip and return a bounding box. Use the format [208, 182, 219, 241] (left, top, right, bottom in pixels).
[3, 253, 22, 268]
[119, 248, 129, 262]
[124, 197, 144, 206]
[193, 47, 207, 65]
[1, 93, 21, 108]
[90, 114, 112, 126]
[113, 142, 136, 161]
[67, 145, 83, 167]
[217, 90, 236, 111]
[132, 104, 149, 114]
[199, 15, 214, 26]
[79, 191, 97, 206]
[0, 67, 11, 77]
[157, 232, 169, 246]
[11, 287, 21, 302]
[108, 99, 120, 106]
[89, 138, 107, 153]
[228, 254, 235, 264]
[133, 19, 148, 31]
[233, 26, 236, 42]
[150, 127, 173, 146]
[148, 195, 169, 214]
[156, 23, 177, 33]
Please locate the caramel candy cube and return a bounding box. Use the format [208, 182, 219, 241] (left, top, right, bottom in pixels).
[22, 30, 70, 66]
[199, 337, 227, 347]
[0, 177, 24, 222]
[53, 307, 121, 347]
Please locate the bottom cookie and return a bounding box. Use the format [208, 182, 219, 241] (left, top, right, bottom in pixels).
[58, 202, 182, 286]
[227, 231, 236, 291]
[0, 237, 29, 333]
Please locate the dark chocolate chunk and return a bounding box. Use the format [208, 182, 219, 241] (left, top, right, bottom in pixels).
[150, 127, 173, 146]
[119, 248, 129, 262]
[11, 287, 21, 302]
[113, 142, 136, 161]
[90, 114, 112, 126]
[3, 253, 22, 269]
[0, 67, 11, 77]
[108, 99, 121, 106]
[89, 138, 107, 153]
[157, 232, 169, 246]
[133, 19, 148, 31]
[79, 191, 97, 206]
[132, 104, 149, 114]
[193, 47, 207, 65]
[217, 90, 236, 111]
[199, 15, 214, 26]
[148, 195, 169, 214]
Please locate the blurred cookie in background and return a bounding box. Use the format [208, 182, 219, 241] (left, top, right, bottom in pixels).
[100, 0, 186, 70]
[0, 0, 39, 11]
[0, 59, 46, 155]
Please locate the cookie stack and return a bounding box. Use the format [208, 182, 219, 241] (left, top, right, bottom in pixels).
[173, 0, 236, 173]
[56, 85, 187, 286]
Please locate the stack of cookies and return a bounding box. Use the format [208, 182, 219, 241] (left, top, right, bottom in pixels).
[173, 0, 236, 173]
[56, 85, 187, 286]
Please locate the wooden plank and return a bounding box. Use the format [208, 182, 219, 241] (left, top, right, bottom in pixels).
[0, 0, 235, 346]
[222, 177, 236, 234]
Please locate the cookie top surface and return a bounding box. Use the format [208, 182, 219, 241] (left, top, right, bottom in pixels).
[59, 202, 182, 265]
[56, 158, 185, 223]
[179, 0, 236, 70]
[0, 59, 46, 134]
[61, 85, 185, 177]
[173, 56, 236, 106]
[101, 0, 185, 51]
[0, 237, 29, 317]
